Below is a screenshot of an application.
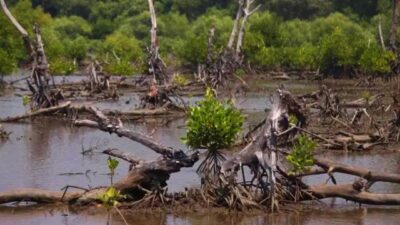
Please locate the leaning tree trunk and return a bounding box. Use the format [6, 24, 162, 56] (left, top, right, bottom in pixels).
[0, 0, 33, 56]
[235, 0, 260, 62]
[1, 0, 59, 109]
[227, 0, 244, 50]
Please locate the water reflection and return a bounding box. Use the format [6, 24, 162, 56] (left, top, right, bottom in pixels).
[1, 206, 400, 225]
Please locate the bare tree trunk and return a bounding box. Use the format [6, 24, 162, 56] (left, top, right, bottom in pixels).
[379, 16, 386, 50]
[147, 0, 167, 85]
[148, 0, 157, 54]
[227, 0, 244, 49]
[1, 1, 59, 109]
[0, 0, 33, 55]
[235, 0, 261, 60]
[206, 26, 216, 65]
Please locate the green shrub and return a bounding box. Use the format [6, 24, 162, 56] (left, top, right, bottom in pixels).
[287, 44, 320, 70]
[104, 60, 135, 76]
[286, 134, 316, 175]
[49, 58, 76, 75]
[105, 31, 143, 62]
[359, 46, 395, 74]
[0, 49, 18, 75]
[51, 16, 92, 39]
[64, 36, 89, 61]
[177, 12, 233, 65]
[182, 88, 243, 151]
[318, 27, 363, 74]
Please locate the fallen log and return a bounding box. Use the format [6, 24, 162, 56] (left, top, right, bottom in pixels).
[0, 188, 82, 204]
[314, 158, 400, 184]
[0, 146, 198, 205]
[340, 94, 384, 108]
[306, 183, 400, 205]
[0, 101, 71, 123]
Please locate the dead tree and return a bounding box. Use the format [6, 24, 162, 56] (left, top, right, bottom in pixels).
[221, 89, 400, 210]
[0, 106, 198, 205]
[0, 0, 33, 57]
[85, 61, 111, 94]
[235, 0, 261, 62]
[147, 0, 168, 85]
[1, 0, 60, 109]
[200, 0, 260, 88]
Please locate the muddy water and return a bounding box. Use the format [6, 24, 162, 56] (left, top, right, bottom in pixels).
[1, 77, 400, 224]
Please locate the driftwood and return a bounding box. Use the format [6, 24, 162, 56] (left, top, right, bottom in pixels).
[0, 106, 198, 205]
[0, 101, 71, 123]
[0, 188, 82, 204]
[340, 94, 384, 108]
[293, 157, 400, 205]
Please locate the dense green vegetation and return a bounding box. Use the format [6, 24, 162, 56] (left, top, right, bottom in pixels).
[0, 0, 398, 76]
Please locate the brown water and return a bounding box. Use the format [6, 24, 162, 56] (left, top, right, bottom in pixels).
[1, 76, 400, 225]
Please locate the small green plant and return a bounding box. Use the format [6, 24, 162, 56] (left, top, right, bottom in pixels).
[172, 73, 188, 86]
[97, 186, 126, 208]
[107, 157, 119, 185]
[288, 114, 298, 126]
[362, 91, 372, 103]
[182, 87, 243, 178]
[97, 157, 129, 225]
[22, 95, 31, 107]
[287, 134, 316, 175]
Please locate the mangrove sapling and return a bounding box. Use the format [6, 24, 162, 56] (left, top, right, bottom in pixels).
[182, 88, 244, 181]
[286, 135, 316, 175]
[108, 157, 119, 185]
[98, 157, 128, 225]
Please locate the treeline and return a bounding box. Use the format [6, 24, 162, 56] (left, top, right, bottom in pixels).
[0, 0, 397, 77]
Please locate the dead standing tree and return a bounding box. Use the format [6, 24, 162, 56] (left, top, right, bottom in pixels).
[0, 0, 60, 109]
[147, 0, 168, 85]
[200, 0, 260, 88]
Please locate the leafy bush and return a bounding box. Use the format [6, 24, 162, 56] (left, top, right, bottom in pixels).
[0, 49, 18, 75]
[177, 12, 233, 65]
[104, 60, 135, 76]
[51, 16, 92, 39]
[49, 58, 76, 75]
[182, 88, 243, 151]
[105, 31, 143, 62]
[64, 36, 89, 61]
[286, 134, 316, 174]
[359, 46, 395, 74]
[172, 73, 189, 86]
